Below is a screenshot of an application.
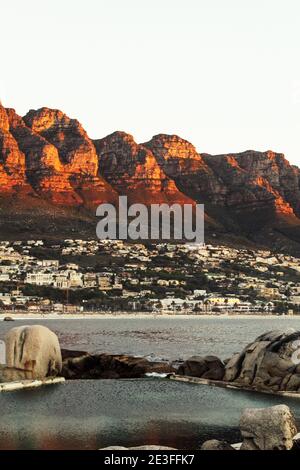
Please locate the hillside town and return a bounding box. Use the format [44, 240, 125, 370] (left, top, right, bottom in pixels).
[0, 239, 300, 316]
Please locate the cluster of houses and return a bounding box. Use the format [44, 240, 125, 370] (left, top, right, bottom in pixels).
[0, 289, 82, 314]
[0, 239, 300, 314]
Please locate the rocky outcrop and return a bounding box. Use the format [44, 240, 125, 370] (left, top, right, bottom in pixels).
[223, 330, 300, 392]
[145, 135, 296, 215]
[145, 135, 300, 246]
[0, 104, 30, 194]
[200, 405, 298, 451]
[5, 325, 62, 379]
[0, 104, 9, 131]
[100, 445, 177, 450]
[0, 106, 118, 208]
[61, 349, 175, 379]
[176, 330, 300, 394]
[94, 132, 194, 206]
[24, 108, 98, 175]
[144, 134, 226, 205]
[201, 439, 235, 450]
[178, 355, 225, 380]
[6, 108, 81, 205]
[2, 102, 300, 251]
[24, 108, 118, 208]
[223, 150, 300, 217]
[203, 151, 296, 216]
[240, 405, 297, 450]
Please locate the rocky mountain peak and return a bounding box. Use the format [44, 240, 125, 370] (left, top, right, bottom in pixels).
[0, 104, 10, 132]
[94, 131, 194, 205]
[1, 104, 300, 252]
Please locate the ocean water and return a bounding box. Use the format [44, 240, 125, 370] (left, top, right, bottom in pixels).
[1, 316, 300, 450]
[0, 316, 299, 360]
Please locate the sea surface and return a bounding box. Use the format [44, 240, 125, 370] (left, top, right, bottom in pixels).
[1, 316, 300, 450]
[0, 316, 300, 360]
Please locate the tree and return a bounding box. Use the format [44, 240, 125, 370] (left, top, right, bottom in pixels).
[275, 301, 288, 315]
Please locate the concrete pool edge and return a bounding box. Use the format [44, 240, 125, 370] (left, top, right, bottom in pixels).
[169, 374, 300, 399]
[2, 373, 299, 400]
[0, 377, 65, 392]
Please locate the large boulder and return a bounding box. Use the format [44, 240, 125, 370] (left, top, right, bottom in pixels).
[235, 341, 270, 386]
[178, 356, 207, 377]
[201, 439, 235, 450]
[224, 330, 300, 392]
[240, 405, 298, 450]
[223, 353, 244, 382]
[129, 445, 177, 450]
[178, 355, 225, 380]
[100, 445, 177, 450]
[5, 325, 62, 379]
[99, 446, 128, 450]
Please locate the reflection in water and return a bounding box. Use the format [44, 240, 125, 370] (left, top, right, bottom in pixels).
[1, 379, 300, 450]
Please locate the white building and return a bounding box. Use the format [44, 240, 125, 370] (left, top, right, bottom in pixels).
[25, 273, 53, 286]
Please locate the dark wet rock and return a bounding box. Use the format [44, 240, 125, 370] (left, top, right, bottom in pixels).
[177, 356, 207, 377]
[292, 437, 300, 450]
[62, 349, 175, 379]
[57, 329, 300, 393]
[61, 348, 89, 360]
[201, 439, 235, 450]
[178, 355, 225, 380]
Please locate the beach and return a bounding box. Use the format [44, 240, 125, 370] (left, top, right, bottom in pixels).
[0, 312, 289, 320]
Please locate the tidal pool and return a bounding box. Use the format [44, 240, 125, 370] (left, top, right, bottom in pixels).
[1, 379, 300, 450]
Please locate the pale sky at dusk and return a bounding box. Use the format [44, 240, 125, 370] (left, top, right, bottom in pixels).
[1, 0, 300, 164]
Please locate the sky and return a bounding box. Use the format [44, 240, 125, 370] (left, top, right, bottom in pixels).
[1, 0, 300, 164]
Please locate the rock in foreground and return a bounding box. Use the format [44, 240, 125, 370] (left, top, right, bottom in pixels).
[240, 404, 297, 450]
[201, 439, 235, 450]
[5, 325, 62, 379]
[100, 445, 177, 450]
[100, 405, 298, 451]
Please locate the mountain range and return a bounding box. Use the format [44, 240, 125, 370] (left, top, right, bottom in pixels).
[1, 103, 300, 254]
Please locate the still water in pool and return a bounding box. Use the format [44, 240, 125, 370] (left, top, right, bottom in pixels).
[1, 379, 300, 450]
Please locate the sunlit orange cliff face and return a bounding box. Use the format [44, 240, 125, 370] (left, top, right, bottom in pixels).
[94, 131, 194, 206]
[1, 103, 300, 249]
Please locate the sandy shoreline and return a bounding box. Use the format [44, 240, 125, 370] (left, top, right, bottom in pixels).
[0, 312, 293, 320]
